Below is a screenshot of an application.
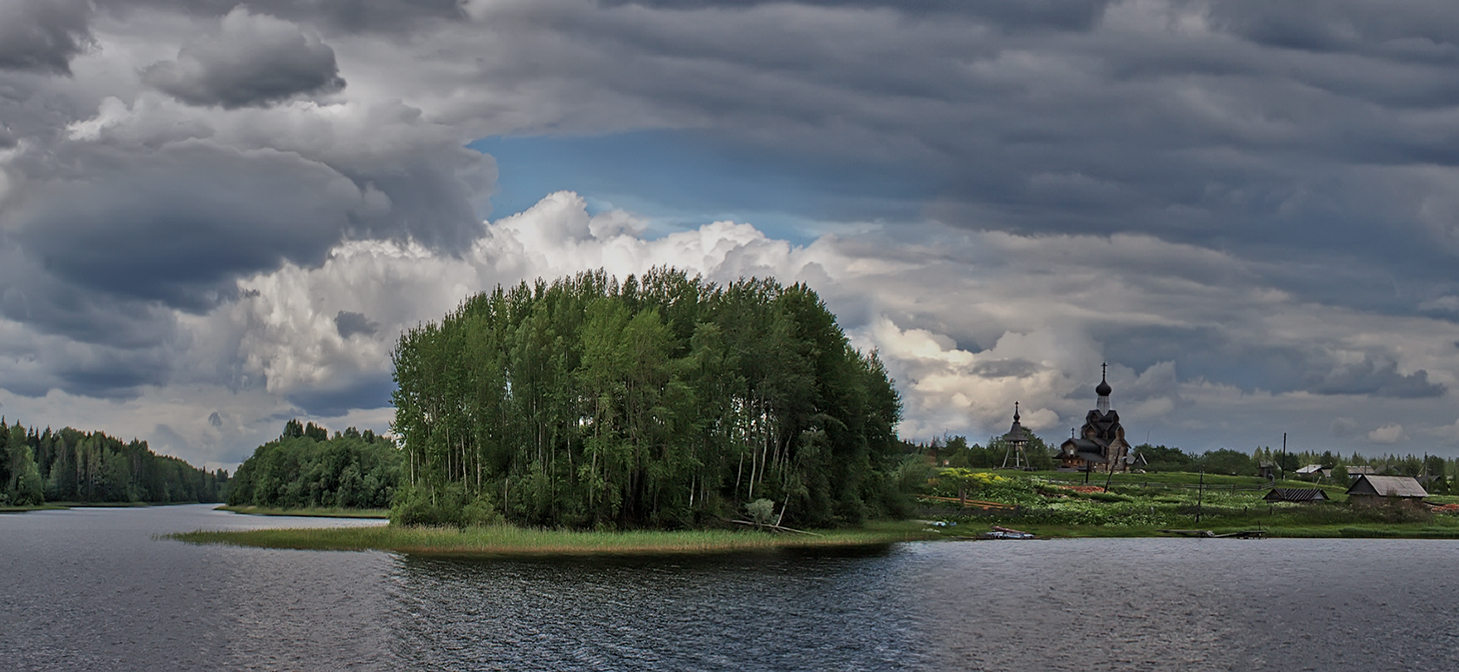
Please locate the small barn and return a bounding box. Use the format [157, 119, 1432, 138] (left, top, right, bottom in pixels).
[1263, 488, 1328, 503]
[1345, 475, 1427, 505]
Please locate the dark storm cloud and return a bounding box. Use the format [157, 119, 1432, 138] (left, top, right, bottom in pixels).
[334, 311, 378, 339]
[287, 375, 394, 417]
[597, 0, 1113, 31]
[0, 0, 93, 76]
[11, 142, 360, 308]
[141, 8, 345, 109]
[0, 245, 181, 349]
[1308, 359, 1445, 398]
[100, 0, 467, 35]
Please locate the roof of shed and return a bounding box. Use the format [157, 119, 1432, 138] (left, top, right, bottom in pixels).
[1264, 488, 1328, 502]
[1346, 475, 1428, 498]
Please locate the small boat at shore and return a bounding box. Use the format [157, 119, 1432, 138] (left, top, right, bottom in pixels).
[978, 525, 1035, 540]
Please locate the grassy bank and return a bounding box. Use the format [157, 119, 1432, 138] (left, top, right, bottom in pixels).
[920, 469, 1459, 540]
[0, 503, 72, 513]
[215, 504, 390, 519]
[169, 520, 938, 557]
[2, 501, 211, 513]
[964, 522, 1459, 539]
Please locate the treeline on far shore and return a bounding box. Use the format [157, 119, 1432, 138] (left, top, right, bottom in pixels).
[227, 420, 401, 510]
[0, 419, 229, 506]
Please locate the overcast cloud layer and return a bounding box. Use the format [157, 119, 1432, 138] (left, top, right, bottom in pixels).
[1, 0, 1457, 469]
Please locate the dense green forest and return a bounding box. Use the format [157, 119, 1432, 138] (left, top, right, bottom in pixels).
[227, 420, 401, 509]
[390, 268, 907, 529]
[0, 419, 228, 505]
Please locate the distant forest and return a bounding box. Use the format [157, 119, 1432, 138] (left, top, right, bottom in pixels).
[227, 420, 401, 509]
[0, 419, 228, 506]
[390, 268, 907, 529]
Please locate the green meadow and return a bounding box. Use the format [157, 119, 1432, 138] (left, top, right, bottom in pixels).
[920, 470, 1459, 539]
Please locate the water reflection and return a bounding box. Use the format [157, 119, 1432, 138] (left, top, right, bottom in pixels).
[5, 507, 1459, 671]
[388, 549, 929, 671]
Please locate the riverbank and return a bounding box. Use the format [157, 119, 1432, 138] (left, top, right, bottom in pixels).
[920, 470, 1459, 539]
[169, 520, 938, 556]
[2, 501, 212, 513]
[940, 521, 1459, 539]
[0, 504, 70, 513]
[215, 504, 391, 519]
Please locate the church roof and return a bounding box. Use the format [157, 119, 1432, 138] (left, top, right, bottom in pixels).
[1003, 402, 1028, 443]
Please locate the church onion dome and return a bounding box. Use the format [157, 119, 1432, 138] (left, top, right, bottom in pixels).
[1096, 378, 1112, 397]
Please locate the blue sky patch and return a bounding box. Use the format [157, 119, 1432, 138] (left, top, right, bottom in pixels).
[470, 130, 930, 242]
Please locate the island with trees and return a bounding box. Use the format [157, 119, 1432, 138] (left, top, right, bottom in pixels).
[388, 268, 909, 530]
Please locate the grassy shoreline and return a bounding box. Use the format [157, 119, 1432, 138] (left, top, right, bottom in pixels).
[215, 504, 391, 519]
[940, 522, 1459, 539]
[2, 501, 212, 513]
[916, 469, 1459, 540]
[0, 504, 71, 513]
[169, 520, 938, 557]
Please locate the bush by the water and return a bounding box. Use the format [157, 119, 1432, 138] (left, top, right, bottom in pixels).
[390, 482, 502, 528]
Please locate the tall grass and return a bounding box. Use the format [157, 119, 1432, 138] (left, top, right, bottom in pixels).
[215, 505, 390, 519]
[169, 521, 937, 557]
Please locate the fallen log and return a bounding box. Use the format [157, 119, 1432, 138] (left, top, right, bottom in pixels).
[723, 519, 822, 536]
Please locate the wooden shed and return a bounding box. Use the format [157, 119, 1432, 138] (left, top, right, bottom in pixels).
[1263, 488, 1328, 503]
[1345, 475, 1427, 504]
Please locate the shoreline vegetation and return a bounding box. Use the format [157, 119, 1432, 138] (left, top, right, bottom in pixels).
[215, 504, 390, 519]
[913, 469, 1459, 541]
[2, 500, 211, 513]
[164, 467, 1459, 556]
[169, 520, 936, 557]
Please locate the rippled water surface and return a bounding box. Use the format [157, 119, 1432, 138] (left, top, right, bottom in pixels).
[3, 505, 1458, 671]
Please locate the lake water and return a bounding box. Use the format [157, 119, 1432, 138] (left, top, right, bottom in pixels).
[2, 504, 1457, 671]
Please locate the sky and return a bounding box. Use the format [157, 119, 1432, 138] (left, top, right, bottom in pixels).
[2, 0, 1458, 471]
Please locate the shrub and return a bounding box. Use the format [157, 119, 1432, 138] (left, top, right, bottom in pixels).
[747, 498, 776, 527]
[391, 483, 502, 528]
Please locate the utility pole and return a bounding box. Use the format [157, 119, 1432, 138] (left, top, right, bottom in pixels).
[1280, 432, 1287, 482]
[1196, 469, 1205, 524]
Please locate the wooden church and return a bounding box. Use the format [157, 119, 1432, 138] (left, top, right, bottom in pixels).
[1057, 364, 1133, 473]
